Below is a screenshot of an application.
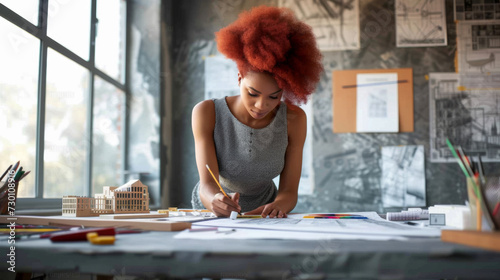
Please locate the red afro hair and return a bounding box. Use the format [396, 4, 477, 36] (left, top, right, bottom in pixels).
[215, 5, 323, 105]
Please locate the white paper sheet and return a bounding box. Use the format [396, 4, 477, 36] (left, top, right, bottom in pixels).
[186, 212, 440, 238]
[174, 227, 407, 241]
[356, 73, 399, 132]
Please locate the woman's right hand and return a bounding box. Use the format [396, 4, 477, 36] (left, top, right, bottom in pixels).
[210, 192, 241, 217]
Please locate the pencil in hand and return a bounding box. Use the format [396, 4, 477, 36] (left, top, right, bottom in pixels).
[205, 164, 229, 199]
[205, 164, 241, 215]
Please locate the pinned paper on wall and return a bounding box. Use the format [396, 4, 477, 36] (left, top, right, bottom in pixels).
[456, 22, 500, 74]
[381, 145, 426, 208]
[395, 0, 447, 47]
[429, 72, 500, 162]
[279, 0, 360, 51]
[356, 73, 399, 133]
[332, 68, 414, 133]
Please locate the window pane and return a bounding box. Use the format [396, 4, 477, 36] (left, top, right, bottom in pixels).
[47, 0, 91, 60]
[95, 0, 126, 83]
[92, 76, 125, 194]
[0, 17, 39, 197]
[0, 0, 38, 25]
[44, 48, 89, 198]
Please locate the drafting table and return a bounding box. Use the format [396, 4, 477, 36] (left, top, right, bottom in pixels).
[1, 230, 500, 279]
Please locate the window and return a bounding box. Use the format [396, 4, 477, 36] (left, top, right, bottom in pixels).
[0, 16, 39, 198]
[92, 76, 125, 195]
[46, 0, 91, 60]
[44, 47, 89, 198]
[0, 0, 128, 209]
[0, 0, 38, 25]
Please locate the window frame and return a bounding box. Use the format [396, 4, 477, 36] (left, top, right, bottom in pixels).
[0, 0, 129, 211]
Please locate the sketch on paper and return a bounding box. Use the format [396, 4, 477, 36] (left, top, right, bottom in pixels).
[279, 0, 360, 51]
[356, 73, 399, 133]
[204, 56, 314, 194]
[381, 146, 426, 208]
[457, 22, 500, 73]
[429, 73, 500, 162]
[454, 0, 500, 21]
[395, 0, 447, 47]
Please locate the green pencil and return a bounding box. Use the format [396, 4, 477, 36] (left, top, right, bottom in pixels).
[445, 138, 480, 199]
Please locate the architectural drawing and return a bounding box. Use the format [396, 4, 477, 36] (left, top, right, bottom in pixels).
[454, 0, 500, 21]
[313, 143, 383, 211]
[62, 179, 150, 217]
[457, 22, 500, 73]
[279, 0, 360, 51]
[381, 146, 426, 208]
[429, 73, 500, 162]
[204, 56, 314, 194]
[356, 73, 399, 133]
[395, 0, 447, 47]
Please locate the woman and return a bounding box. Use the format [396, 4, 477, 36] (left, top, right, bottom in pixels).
[191, 5, 323, 218]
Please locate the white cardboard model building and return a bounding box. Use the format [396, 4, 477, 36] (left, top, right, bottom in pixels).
[62, 179, 150, 217]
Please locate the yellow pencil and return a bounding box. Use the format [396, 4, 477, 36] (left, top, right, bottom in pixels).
[237, 215, 262, 219]
[205, 164, 229, 199]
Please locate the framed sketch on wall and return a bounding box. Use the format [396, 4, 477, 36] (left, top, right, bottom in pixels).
[395, 0, 447, 47]
[279, 0, 360, 51]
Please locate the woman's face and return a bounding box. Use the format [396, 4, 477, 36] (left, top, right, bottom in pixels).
[238, 71, 283, 120]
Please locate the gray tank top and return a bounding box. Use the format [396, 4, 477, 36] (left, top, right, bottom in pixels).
[191, 97, 288, 212]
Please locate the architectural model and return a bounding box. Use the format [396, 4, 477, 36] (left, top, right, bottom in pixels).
[62, 179, 150, 217]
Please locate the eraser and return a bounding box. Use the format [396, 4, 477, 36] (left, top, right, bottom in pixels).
[230, 211, 238, 220]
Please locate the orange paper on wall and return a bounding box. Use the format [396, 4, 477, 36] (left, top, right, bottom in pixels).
[332, 68, 414, 133]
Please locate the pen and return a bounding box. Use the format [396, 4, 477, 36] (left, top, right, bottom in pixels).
[10, 161, 20, 174]
[303, 216, 368, 219]
[0, 164, 12, 182]
[188, 227, 218, 232]
[0, 228, 61, 233]
[205, 164, 229, 199]
[13, 168, 24, 181]
[342, 80, 408, 89]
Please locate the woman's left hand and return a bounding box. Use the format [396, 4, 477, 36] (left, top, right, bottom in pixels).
[244, 203, 288, 218]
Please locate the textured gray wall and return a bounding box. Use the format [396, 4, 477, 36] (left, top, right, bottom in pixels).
[169, 0, 500, 212]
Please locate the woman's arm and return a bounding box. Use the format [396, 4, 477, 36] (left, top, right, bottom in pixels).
[192, 100, 241, 217]
[245, 105, 307, 218]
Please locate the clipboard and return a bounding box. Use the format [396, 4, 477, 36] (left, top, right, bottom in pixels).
[332, 68, 414, 133]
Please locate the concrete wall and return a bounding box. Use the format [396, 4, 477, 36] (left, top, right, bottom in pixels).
[168, 0, 500, 212]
